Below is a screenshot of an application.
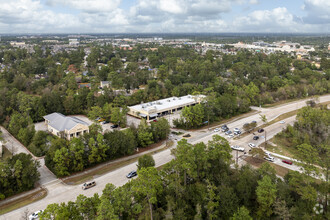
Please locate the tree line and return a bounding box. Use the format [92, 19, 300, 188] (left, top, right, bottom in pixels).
[45, 118, 170, 177]
[0, 153, 40, 200]
[39, 135, 329, 219]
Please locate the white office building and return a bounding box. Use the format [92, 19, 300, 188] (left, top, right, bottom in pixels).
[128, 95, 206, 120]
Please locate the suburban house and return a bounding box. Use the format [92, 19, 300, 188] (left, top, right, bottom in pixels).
[100, 81, 111, 89]
[43, 113, 89, 140]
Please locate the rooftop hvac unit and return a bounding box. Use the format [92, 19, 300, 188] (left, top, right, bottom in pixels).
[167, 99, 171, 102]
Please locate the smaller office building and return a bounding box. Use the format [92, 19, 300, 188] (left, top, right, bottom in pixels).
[43, 113, 89, 140]
[128, 95, 206, 120]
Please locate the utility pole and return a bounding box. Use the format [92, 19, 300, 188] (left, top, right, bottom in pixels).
[264, 130, 267, 148]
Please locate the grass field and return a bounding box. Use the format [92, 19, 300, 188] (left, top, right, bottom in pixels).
[0, 188, 47, 215]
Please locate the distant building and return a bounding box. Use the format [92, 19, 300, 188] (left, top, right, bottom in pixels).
[78, 83, 91, 89]
[43, 113, 89, 140]
[69, 38, 79, 46]
[128, 95, 206, 121]
[100, 81, 110, 89]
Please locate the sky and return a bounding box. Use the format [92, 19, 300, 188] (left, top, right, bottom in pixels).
[0, 0, 329, 33]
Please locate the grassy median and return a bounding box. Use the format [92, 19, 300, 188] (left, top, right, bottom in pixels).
[0, 188, 47, 215]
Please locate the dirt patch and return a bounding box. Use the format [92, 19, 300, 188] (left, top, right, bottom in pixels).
[243, 156, 290, 177]
[0, 188, 47, 215]
[244, 156, 265, 167]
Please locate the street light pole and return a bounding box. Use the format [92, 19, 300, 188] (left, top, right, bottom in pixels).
[264, 130, 267, 148]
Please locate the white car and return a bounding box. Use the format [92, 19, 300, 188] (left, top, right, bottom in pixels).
[227, 134, 234, 138]
[29, 210, 43, 220]
[248, 143, 256, 148]
[231, 145, 245, 152]
[265, 152, 271, 157]
[264, 156, 275, 162]
[280, 120, 285, 124]
[214, 128, 220, 132]
[233, 128, 240, 132]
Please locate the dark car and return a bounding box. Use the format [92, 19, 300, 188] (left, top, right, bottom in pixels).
[282, 160, 293, 165]
[111, 124, 119, 129]
[102, 121, 110, 124]
[253, 136, 259, 140]
[258, 128, 264, 133]
[251, 120, 257, 124]
[183, 133, 191, 138]
[127, 171, 137, 178]
[221, 124, 228, 129]
[225, 130, 232, 135]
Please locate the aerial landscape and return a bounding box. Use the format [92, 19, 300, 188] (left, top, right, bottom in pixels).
[0, 0, 329, 219]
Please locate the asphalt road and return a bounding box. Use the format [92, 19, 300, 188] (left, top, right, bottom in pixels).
[1, 95, 330, 219]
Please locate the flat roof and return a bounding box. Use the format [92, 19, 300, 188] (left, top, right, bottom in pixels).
[129, 95, 205, 114]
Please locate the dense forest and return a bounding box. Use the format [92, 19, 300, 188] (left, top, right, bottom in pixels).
[39, 134, 329, 219]
[0, 153, 40, 200]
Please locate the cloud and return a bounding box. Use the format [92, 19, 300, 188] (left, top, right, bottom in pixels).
[302, 0, 330, 24]
[0, 0, 328, 33]
[46, 0, 121, 13]
[231, 7, 325, 33]
[0, 0, 82, 33]
[249, 0, 258, 4]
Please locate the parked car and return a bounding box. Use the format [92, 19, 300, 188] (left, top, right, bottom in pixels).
[95, 117, 101, 121]
[258, 128, 264, 133]
[227, 134, 234, 138]
[29, 210, 43, 220]
[248, 143, 256, 148]
[101, 121, 110, 124]
[251, 120, 257, 124]
[253, 136, 259, 140]
[214, 128, 220, 132]
[280, 120, 286, 124]
[225, 130, 232, 135]
[282, 160, 293, 165]
[265, 152, 271, 157]
[231, 145, 245, 152]
[221, 124, 228, 129]
[183, 133, 191, 137]
[98, 118, 105, 122]
[82, 181, 96, 190]
[221, 127, 229, 132]
[234, 131, 241, 135]
[111, 124, 119, 129]
[264, 156, 275, 162]
[127, 170, 137, 178]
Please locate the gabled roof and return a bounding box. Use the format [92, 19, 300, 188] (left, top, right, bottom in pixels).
[43, 113, 88, 132]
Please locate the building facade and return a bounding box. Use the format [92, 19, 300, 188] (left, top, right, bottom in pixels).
[128, 95, 206, 120]
[43, 113, 89, 140]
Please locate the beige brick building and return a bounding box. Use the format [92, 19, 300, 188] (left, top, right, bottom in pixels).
[43, 113, 89, 140]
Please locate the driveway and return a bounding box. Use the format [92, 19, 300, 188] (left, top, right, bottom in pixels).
[34, 122, 48, 132]
[0, 126, 57, 185]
